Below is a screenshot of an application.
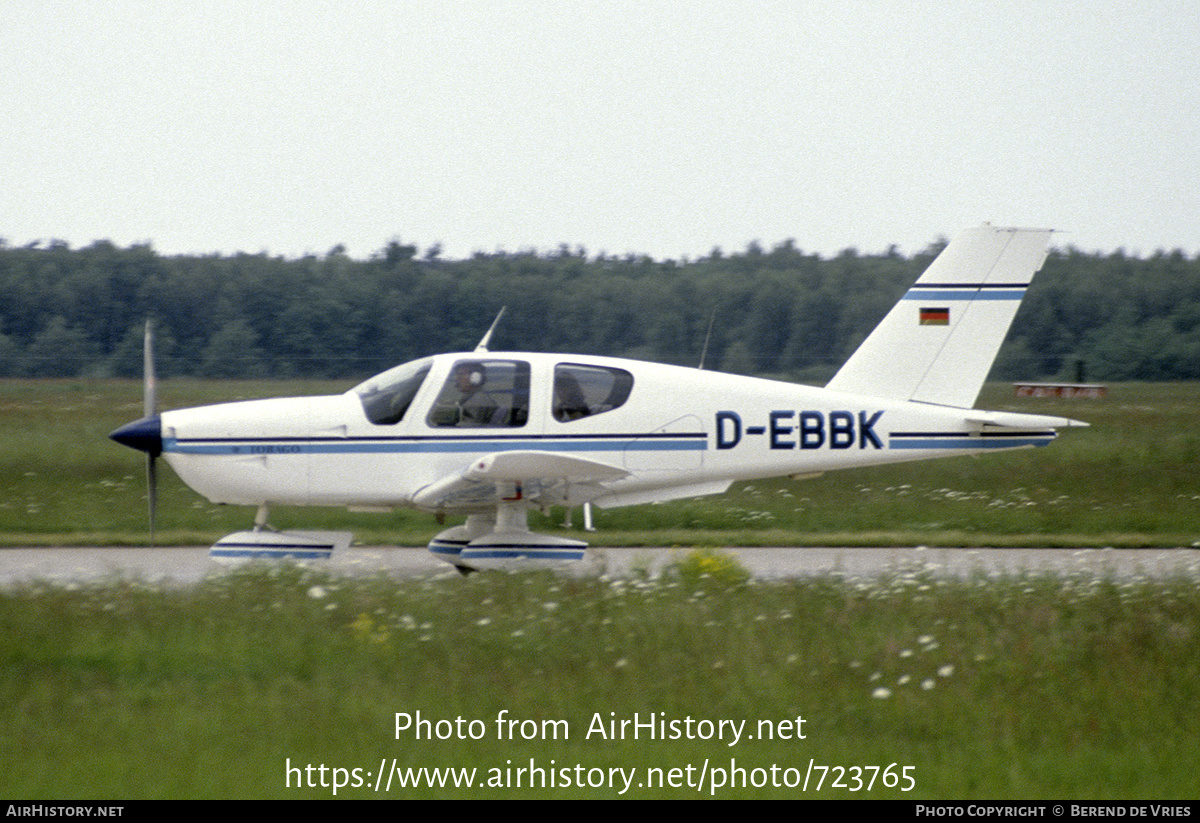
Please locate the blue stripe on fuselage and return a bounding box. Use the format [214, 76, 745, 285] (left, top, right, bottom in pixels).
[163, 434, 708, 456]
[888, 431, 1055, 449]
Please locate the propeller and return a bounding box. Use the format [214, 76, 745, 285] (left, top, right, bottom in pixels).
[143, 319, 158, 542]
[109, 319, 162, 543]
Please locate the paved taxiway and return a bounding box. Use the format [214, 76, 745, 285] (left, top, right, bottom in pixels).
[2, 546, 1199, 586]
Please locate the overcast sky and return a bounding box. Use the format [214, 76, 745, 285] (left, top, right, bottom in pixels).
[4, 1, 1198, 260]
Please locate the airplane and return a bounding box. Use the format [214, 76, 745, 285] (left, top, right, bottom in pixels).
[110, 225, 1086, 572]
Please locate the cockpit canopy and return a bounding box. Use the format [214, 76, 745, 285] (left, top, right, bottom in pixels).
[352, 356, 633, 428]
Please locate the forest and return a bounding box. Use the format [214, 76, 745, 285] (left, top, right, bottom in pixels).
[1, 235, 1198, 383]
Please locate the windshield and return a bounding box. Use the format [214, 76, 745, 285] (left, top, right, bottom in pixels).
[352, 358, 433, 425]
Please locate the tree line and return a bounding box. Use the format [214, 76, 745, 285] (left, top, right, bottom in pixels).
[2, 236, 1198, 382]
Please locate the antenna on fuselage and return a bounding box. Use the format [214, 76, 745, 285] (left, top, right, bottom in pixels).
[475, 306, 507, 352]
[697, 306, 718, 370]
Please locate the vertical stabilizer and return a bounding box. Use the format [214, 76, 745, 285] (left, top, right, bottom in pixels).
[826, 225, 1052, 408]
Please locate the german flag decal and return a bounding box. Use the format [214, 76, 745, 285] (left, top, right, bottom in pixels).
[920, 307, 950, 325]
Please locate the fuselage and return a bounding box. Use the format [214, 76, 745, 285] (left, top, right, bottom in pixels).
[149, 350, 1058, 513]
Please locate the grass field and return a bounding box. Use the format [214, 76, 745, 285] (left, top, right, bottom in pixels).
[0, 378, 1195, 547]
[2, 379, 1199, 798]
[3, 560, 1199, 799]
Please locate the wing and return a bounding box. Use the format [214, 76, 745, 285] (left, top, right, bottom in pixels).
[410, 450, 631, 512]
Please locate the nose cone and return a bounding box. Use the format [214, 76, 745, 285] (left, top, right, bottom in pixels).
[110, 415, 163, 456]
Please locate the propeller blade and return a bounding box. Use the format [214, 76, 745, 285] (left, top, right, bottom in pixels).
[143, 319, 158, 418]
[147, 453, 157, 544]
[110, 319, 164, 544]
[143, 319, 158, 543]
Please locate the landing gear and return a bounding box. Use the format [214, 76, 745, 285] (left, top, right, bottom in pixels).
[209, 504, 352, 560]
[427, 503, 587, 572]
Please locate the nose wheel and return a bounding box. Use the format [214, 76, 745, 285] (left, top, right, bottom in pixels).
[209, 504, 352, 560]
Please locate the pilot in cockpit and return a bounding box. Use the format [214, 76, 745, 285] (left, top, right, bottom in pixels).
[451, 362, 502, 426]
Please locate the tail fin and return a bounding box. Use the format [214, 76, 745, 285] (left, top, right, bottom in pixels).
[825, 225, 1052, 408]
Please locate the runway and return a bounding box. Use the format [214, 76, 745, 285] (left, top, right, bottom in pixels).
[2, 545, 1199, 586]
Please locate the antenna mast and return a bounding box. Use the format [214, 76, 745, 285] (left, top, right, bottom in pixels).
[697, 306, 717, 370]
[475, 306, 507, 352]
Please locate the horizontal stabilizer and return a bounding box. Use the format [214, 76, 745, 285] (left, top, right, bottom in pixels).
[827, 225, 1053, 409]
[966, 410, 1089, 430]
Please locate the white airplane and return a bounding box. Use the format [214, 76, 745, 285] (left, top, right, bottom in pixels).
[110, 225, 1085, 572]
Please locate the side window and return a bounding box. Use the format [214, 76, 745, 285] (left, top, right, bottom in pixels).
[427, 360, 530, 428]
[354, 359, 432, 425]
[553, 364, 633, 422]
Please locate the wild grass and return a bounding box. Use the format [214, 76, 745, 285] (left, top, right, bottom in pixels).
[2, 556, 1198, 798]
[0, 378, 1195, 546]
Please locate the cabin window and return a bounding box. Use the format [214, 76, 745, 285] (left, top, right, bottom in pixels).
[427, 360, 530, 428]
[354, 358, 432, 425]
[553, 363, 633, 422]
